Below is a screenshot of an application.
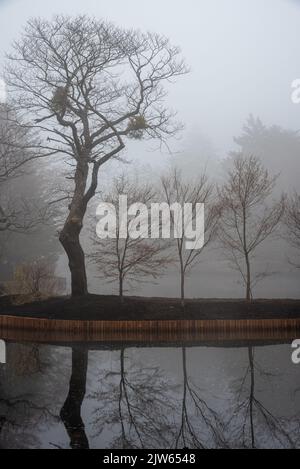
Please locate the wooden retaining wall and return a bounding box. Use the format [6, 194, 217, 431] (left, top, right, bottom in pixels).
[0, 315, 299, 343]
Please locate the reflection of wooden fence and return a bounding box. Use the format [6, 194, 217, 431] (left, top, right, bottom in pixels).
[0, 315, 299, 343]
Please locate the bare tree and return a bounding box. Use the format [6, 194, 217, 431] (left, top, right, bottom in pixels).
[218, 155, 285, 301]
[284, 192, 300, 268]
[88, 175, 170, 300]
[0, 104, 48, 234]
[161, 168, 219, 307]
[6, 15, 188, 297]
[5, 257, 65, 300]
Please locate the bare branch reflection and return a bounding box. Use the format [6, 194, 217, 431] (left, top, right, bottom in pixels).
[91, 348, 176, 449]
[175, 347, 227, 449]
[227, 347, 299, 448]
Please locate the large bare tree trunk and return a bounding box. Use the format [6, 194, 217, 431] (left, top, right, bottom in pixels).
[60, 220, 88, 297]
[59, 161, 89, 297]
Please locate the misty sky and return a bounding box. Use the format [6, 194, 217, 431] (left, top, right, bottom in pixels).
[0, 0, 300, 157]
[0, 0, 300, 298]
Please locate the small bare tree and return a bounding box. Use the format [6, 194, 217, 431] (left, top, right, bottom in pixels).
[218, 155, 285, 301]
[88, 175, 170, 300]
[0, 104, 47, 233]
[5, 257, 65, 300]
[284, 192, 300, 268]
[6, 15, 187, 297]
[161, 168, 219, 307]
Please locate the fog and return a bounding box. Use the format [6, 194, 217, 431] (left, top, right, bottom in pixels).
[1, 0, 300, 154]
[0, 0, 299, 298]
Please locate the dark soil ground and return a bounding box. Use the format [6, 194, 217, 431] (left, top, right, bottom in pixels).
[0, 294, 300, 321]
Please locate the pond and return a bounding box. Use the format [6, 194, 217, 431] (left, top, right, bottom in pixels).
[0, 340, 299, 449]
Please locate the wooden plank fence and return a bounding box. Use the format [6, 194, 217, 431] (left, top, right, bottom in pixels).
[0, 315, 299, 343]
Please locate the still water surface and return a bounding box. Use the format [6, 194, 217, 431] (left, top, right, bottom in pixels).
[0, 340, 299, 449]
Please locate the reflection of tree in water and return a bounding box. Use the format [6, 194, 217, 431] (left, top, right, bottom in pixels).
[90, 345, 299, 449]
[1, 343, 299, 449]
[91, 348, 177, 449]
[228, 347, 299, 449]
[8, 344, 41, 375]
[0, 390, 58, 448]
[175, 347, 226, 449]
[60, 347, 89, 449]
[0, 343, 63, 449]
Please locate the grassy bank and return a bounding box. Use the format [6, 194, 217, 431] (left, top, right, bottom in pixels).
[0, 294, 300, 321]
